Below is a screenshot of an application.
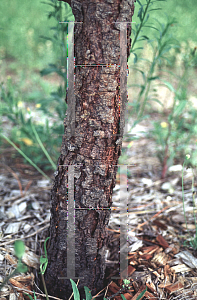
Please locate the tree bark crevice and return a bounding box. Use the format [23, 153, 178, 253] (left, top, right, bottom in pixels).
[45, 0, 135, 299]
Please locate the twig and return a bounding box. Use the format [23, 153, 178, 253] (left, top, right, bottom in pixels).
[12, 286, 63, 300]
[134, 205, 171, 231]
[0, 224, 50, 247]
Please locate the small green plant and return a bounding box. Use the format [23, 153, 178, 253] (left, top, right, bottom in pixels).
[69, 279, 93, 300]
[24, 291, 37, 300]
[24, 237, 50, 300]
[0, 240, 28, 291]
[128, 0, 178, 127]
[39, 0, 75, 119]
[0, 0, 75, 173]
[121, 1, 180, 164]
[69, 278, 144, 300]
[147, 44, 197, 178]
[39, 237, 50, 300]
[122, 279, 131, 289]
[135, 15, 178, 120]
[0, 77, 62, 172]
[0, 238, 51, 299]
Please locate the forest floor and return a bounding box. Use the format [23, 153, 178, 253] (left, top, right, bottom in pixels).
[1, 110, 197, 300]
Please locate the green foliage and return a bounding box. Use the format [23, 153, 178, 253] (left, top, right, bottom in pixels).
[120, 295, 127, 300]
[0, 238, 51, 299]
[0, 77, 63, 173]
[122, 0, 197, 178]
[0, 0, 196, 69]
[40, 237, 50, 275]
[24, 291, 37, 300]
[25, 237, 50, 300]
[130, 6, 179, 121]
[69, 279, 93, 300]
[14, 240, 26, 259]
[131, 0, 167, 60]
[0, 240, 27, 291]
[39, 237, 50, 300]
[147, 46, 197, 178]
[1, 133, 51, 179]
[0, 237, 148, 300]
[136, 287, 147, 300]
[0, 0, 57, 69]
[1, 0, 197, 297]
[39, 0, 74, 118]
[70, 279, 81, 300]
[1, 0, 196, 179]
[0, 0, 75, 173]
[70, 278, 135, 300]
[131, 0, 197, 45]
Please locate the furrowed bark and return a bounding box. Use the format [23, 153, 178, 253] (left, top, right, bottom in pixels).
[45, 1, 135, 299]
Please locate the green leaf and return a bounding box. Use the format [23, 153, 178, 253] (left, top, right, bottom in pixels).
[40, 67, 59, 76]
[174, 100, 187, 116]
[14, 240, 25, 259]
[0, 134, 50, 180]
[139, 35, 149, 40]
[123, 279, 130, 285]
[40, 237, 50, 275]
[143, 25, 160, 32]
[39, 35, 53, 41]
[148, 8, 162, 12]
[147, 76, 159, 81]
[137, 5, 144, 21]
[16, 262, 28, 273]
[70, 279, 80, 300]
[144, 13, 149, 22]
[121, 294, 127, 300]
[84, 286, 92, 300]
[24, 293, 34, 300]
[136, 287, 147, 300]
[159, 80, 175, 92]
[24, 291, 37, 300]
[131, 47, 144, 51]
[133, 53, 138, 63]
[31, 124, 56, 171]
[44, 237, 50, 257]
[149, 98, 164, 106]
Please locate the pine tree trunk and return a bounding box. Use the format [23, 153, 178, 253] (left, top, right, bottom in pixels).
[45, 1, 135, 299]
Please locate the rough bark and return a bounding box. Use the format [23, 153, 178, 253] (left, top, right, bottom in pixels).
[45, 0, 135, 299]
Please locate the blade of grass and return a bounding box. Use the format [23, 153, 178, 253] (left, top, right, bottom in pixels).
[0, 134, 50, 180]
[31, 122, 56, 170]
